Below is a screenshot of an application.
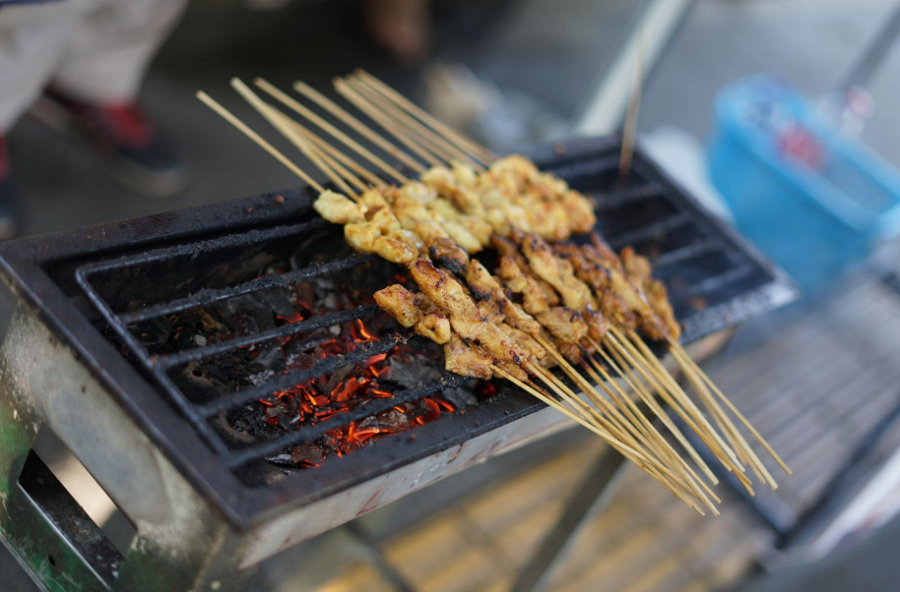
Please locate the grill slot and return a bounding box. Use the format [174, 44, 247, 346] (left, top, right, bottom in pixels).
[64, 142, 794, 480]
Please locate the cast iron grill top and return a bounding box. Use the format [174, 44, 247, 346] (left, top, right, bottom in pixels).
[0, 137, 797, 526]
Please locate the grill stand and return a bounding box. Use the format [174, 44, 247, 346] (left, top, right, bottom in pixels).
[0, 303, 260, 592]
[0, 302, 579, 591]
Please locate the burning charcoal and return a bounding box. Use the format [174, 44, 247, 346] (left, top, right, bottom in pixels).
[249, 345, 284, 374]
[323, 364, 356, 395]
[382, 359, 441, 389]
[379, 409, 409, 431]
[129, 317, 171, 348]
[284, 333, 331, 358]
[255, 288, 297, 319]
[212, 295, 277, 334]
[290, 443, 326, 467]
[292, 282, 316, 309]
[247, 368, 276, 388]
[264, 453, 296, 468]
[442, 387, 477, 409]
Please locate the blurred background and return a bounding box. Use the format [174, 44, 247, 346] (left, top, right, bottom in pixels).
[3, 0, 900, 590]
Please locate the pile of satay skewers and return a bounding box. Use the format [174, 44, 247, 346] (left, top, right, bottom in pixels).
[196, 71, 790, 515]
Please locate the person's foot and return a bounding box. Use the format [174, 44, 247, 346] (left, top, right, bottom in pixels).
[0, 136, 18, 240]
[31, 89, 189, 197]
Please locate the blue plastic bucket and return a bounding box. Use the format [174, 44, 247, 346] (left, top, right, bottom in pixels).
[707, 76, 900, 295]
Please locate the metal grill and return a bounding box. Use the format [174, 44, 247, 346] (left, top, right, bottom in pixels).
[67, 138, 797, 478]
[74, 222, 467, 470]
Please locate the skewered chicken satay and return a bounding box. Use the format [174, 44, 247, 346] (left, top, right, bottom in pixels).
[517, 232, 596, 312]
[407, 259, 531, 381]
[387, 184, 485, 253]
[555, 242, 639, 333]
[373, 284, 452, 344]
[493, 235, 560, 307]
[420, 156, 597, 242]
[563, 235, 678, 342]
[497, 255, 551, 315]
[443, 334, 495, 380]
[315, 189, 420, 264]
[374, 284, 495, 380]
[620, 246, 681, 341]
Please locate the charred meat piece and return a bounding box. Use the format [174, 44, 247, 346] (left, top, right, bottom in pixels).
[536, 306, 588, 345]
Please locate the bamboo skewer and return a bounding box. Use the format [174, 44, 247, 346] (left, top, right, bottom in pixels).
[267, 112, 371, 194]
[579, 351, 721, 504]
[354, 69, 495, 163]
[234, 85, 358, 199]
[496, 367, 706, 514]
[618, 27, 644, 182]
[254, 78, 411, 184]
[674, 349, 776, 489]
[346, 75, 485, 169]
[229, 78, 358, 198]
[334, 79, 447, 168]
[288, 121, 386, 189]
[285, 122, 370, 193]
[611, 329, 744, 469]
[525, 367, 708, 512]
[196, 91, 325, 193]
[292, 80, 428, 175]
[534, 338, 670, 465]
[668, 343, 791, 476]
[591, 343, 718, 486]
[525, 360, 710, 510]
[603, 331, 754, 492]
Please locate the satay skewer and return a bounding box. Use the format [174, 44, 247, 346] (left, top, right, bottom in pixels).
[604, 327, 755, 487]
[229, 78, 359, 199]
[260, 122, 724, 505]
[530, 339, 718, 510]
[201, 80, 783, 504]
[578, 347, 721, 503]
[591, 343, 719, 486]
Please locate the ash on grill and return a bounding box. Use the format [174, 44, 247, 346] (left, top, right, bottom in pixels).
[126, 259, 478, 469]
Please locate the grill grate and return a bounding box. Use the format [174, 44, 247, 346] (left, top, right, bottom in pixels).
[68, 141, 796, 476]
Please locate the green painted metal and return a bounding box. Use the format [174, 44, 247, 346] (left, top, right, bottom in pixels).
[0, 326, 111, 592]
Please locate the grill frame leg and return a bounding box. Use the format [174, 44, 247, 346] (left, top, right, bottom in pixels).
[0, 303, 262, 592]
[0, 338, 120, 592]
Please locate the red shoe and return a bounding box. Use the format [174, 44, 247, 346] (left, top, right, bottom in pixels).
[31, 89, 189, 197]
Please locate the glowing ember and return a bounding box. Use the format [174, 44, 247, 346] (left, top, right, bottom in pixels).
[133, 260, 494, 471]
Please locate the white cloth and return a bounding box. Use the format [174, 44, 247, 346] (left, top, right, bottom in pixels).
[0, 0, 187, 132]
